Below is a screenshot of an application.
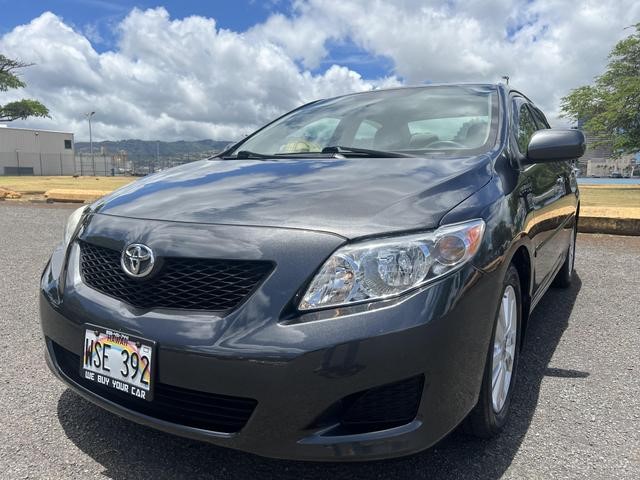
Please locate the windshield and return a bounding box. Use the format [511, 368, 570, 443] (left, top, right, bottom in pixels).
[227, 85, 499, 157]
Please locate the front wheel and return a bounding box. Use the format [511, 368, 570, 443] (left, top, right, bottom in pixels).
[465, 264, 522, 438]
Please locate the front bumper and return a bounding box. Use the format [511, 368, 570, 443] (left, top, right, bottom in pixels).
[41, 272, 500, 461]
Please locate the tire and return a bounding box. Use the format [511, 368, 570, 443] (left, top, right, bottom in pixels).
[465, 264, 522, 438]
[552, 225, 577, 288]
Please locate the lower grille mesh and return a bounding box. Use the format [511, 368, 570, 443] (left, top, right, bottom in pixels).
[340, 375, 424, 433]
[51, 341, 257, 433]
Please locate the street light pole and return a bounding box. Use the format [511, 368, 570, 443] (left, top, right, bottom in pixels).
[86, 111, 96, 176]
[35, 131, 42, 175]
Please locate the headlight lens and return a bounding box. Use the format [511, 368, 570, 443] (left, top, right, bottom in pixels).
[299, 219, 485, 310]
[63, 206, 89, 247]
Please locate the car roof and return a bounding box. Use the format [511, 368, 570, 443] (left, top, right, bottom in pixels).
[320, 82, 538, 108]
[320, 82, 500, 100]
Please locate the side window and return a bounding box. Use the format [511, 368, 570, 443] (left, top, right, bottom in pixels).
[516, 104, 538, 153]
[64, 139, 73, 149]
[353, 120, 380, 147]
[531, 108, 550, 129]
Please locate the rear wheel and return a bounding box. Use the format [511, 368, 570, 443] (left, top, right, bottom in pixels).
[552, 225, 577, 288]
[465, 264, 522, 438]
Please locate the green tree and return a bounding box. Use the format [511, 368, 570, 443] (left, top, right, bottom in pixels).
[560, 23, 640, 155]
[0, 54, 49, 122]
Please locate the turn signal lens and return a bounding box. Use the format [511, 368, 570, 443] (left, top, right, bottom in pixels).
[63, 206, 90, 248]
[299, 219, 485, 311]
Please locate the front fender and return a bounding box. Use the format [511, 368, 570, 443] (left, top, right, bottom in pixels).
[440, 175, 535, 297]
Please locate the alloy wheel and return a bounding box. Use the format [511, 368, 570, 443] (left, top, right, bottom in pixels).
[491, 285, 517, 413]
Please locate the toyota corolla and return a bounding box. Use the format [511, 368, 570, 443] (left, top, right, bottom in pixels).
[40, 83, 585, 461]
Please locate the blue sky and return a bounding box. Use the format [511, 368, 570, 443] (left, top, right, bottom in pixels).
[0, 0, 279, 38]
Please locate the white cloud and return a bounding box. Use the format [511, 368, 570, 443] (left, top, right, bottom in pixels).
[0, 8, 396, 141]
[256, 0, 640, 125]
[1, 1, 639, 141]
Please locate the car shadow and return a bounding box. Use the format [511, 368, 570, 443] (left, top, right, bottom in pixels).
[57, 275, 583, 480]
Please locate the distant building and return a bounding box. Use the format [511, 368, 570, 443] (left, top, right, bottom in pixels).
[578, 132, 612, 175]
[586, 153, 636, 177]
[0, 125, 75, 175]
[576, 127, 637, 177]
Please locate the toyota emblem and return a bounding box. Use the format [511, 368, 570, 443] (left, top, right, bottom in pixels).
[121, 243, 155, 278]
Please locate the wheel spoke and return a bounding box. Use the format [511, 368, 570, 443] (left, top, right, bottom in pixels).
[505, 333, 514, 349]
[493, 344, 502, 362]
[492, 360, 502, 388]
[500, 373, 508, 406]
[509, 294, 518, 334]
[501, 296, 510, 331]
[496, 362, 506, 404]
[506, 351, 513, 370]
[504, 293, 511, 331]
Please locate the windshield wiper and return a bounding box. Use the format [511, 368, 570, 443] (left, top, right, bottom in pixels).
[221, 146, 412, 160]
[321, 146, 412, 158]
[223, 150, 272, 160]
[222, 150, 315, 160]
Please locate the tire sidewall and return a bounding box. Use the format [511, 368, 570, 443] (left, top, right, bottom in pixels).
[569, 226, 577, 275]
[553, 225, 577, 288]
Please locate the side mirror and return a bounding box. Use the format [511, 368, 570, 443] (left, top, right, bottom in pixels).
[523, 129, 586, 164]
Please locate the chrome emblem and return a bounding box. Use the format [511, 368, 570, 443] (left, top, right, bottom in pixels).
[121, 244, 155, 278]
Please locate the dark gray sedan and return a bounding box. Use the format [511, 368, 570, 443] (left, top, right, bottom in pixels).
[40, 83, 584, 461]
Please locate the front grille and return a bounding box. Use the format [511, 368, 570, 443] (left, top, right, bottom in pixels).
[51, 341, 257, 433]
[79, 241, 273, 312]
[339, 375, 424, 433]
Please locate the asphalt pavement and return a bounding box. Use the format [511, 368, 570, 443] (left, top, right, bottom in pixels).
[0, 202, 638, 479]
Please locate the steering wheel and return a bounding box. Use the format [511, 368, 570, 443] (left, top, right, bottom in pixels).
[425, 140, 465, 149]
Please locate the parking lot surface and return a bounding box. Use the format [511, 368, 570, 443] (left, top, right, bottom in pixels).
[0, 202, 638, 479]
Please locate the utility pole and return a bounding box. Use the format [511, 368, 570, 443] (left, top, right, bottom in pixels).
[501, 75, 510, 85]
[86, 111, 96, 176]
[156, 141, 159, 171]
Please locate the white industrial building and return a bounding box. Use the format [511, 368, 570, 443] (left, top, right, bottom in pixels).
[0, 125, 75, 175]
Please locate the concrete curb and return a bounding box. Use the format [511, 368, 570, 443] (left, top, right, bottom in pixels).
[579, 216, 640, 236]
[44, 189, 110, 203]
[0, 187, 22, 199]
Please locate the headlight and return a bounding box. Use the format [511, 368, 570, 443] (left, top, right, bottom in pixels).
[299, 219, 485, 311]
[63, 206, 89, 247]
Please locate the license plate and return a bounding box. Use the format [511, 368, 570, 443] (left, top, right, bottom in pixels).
[81, 325, 155, 401]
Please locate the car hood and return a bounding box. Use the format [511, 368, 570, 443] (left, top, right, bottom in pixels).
[95, 156, 492, 239]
